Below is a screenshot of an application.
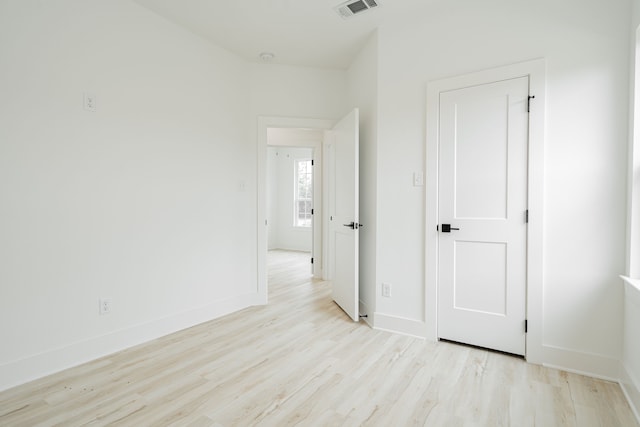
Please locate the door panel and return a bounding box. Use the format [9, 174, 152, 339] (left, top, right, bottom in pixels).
[330, 109, 359, 322]
[438, 77, 528, 355]
[454, 241, 507, 315]
[454, 89, 510, 219]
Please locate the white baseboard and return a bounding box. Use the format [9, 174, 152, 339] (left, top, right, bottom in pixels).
[373, 312, 427, 339]
[541, 344, 620, 381]
[0, 292, 261, 392]
[621, 362, 640, 424]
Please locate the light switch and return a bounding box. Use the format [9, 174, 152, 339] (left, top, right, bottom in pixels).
[413, 172, 424, 187]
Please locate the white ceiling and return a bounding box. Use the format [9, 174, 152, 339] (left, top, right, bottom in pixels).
[133, 0, 433, 69]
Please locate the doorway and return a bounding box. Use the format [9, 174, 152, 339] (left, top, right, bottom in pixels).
[256, 117, 335, 304]
[256, 111, 361, 322]
[266, 128, 323, 277]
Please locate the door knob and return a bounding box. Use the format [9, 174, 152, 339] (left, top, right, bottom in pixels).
[440, 224, 460, 233]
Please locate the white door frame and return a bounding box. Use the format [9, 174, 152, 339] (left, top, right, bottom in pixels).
[425, 59, 546, 363]
[257, 116, 335, 304]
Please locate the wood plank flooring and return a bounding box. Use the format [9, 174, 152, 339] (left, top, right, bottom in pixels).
[0, 249, 638, 426]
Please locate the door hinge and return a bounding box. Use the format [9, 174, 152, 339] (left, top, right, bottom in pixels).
[525, 210, 529, 223]
[525, 319, 528, 333]
[311, 257, 314, 264]
[311, 159, 314, 166]
[527, 95, 535, 113]
[311, 208, 314, 215]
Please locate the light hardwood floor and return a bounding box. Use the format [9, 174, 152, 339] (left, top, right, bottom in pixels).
[1, 249, 638, 426]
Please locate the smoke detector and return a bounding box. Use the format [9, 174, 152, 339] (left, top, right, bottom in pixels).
[334, 0, 380, 19]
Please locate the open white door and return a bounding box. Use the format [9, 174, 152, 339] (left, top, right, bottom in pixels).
[329, 109, 359, 322]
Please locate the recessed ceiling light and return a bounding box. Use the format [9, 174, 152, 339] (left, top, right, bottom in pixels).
[259, 52, 275, 62]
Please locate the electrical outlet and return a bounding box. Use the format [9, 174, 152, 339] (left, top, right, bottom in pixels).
[99, 297, 112, 315]
[382, 283, 391, 298]
[84, 92, 96, 112]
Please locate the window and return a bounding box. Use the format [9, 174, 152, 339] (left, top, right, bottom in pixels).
[294, 159, 312, 227]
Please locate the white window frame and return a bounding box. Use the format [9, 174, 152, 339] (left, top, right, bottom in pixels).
[294, 158, 313, 228]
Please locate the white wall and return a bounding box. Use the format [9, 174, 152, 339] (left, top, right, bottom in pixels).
[267, 146, 313, 252]
[267, 147, 280, 250]
[347, 32, 379, 322]
[373, 0, 630, 376]
[0, 0, 256, 391]
[250, 63, 348, 120]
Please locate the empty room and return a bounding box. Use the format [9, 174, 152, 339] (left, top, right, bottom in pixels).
[1, 0, 640, 425]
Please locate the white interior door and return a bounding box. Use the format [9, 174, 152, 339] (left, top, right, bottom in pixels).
[329, 108, 359, 322]
[437, 77, 529, 355]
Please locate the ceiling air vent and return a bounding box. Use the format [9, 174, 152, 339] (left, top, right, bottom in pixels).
[334, 0, 380, 19]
